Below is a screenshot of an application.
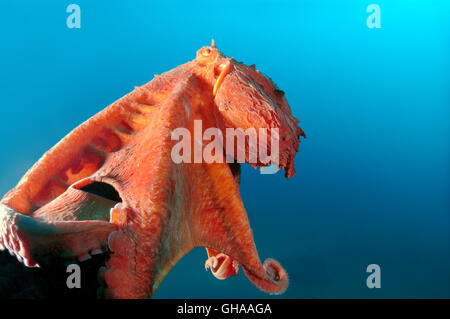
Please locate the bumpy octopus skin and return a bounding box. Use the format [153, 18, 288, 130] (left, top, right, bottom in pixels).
[0, 42, 305, 298]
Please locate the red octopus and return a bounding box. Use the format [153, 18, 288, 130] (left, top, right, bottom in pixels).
[0, 41, 305, 298]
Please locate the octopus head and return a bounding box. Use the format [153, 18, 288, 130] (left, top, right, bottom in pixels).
[195, 40, 305, 177]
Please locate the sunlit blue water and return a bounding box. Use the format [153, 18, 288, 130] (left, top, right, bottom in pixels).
[0, 1, 448, 298]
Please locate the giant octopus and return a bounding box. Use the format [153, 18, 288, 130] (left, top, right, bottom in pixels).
[0, 41, 305, 298]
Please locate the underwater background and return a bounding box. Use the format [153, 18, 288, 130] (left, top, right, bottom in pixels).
[0, 0, 448, 298]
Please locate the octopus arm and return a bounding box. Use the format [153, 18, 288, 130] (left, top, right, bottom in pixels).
[190, 161, 288, 294]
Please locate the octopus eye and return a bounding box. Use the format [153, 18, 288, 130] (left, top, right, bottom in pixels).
[202, 48, 211, 57]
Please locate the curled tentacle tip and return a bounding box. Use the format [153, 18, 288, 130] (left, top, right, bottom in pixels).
[263, 258, 289, 294]
[205, 255, 218, 270]
[241, 258, 289, 295]
[205, 253, 239, 280]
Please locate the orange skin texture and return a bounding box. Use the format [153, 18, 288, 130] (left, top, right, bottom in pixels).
[0, 43, 305, 298]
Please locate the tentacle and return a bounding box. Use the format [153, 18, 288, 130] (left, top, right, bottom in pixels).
[0, 64, 195, 271]
[190, 161, 290, 295]
[205, 248, 239, 280]
[0, 64, 194, 214]
[241, 258, 288, 295]
[98, 227, 138, 299]
[98, 74, 201, 299]
[0, 202, 116, 267]
[32, 185, 117, 222]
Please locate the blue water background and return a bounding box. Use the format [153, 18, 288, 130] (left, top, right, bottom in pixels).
[0, 1, 448, 298]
